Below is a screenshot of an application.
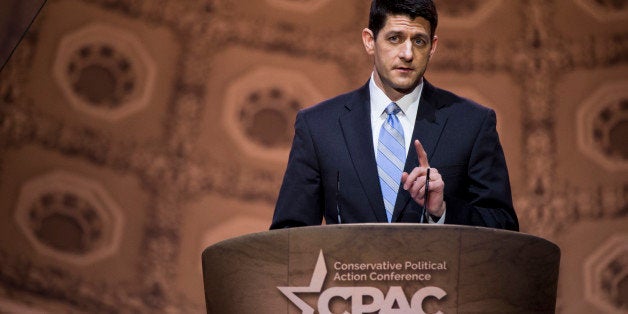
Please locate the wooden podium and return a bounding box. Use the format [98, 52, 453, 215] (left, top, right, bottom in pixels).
[202, 224, 560, 313]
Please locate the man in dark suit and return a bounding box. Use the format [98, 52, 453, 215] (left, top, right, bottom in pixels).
[270, 0, 519, 231]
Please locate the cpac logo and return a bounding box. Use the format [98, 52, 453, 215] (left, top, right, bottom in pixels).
[278, 251, 446, 314]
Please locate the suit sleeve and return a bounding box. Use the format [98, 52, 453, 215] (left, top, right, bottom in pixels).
[270, 111, 324, 229]
[445, 109, 519, 231]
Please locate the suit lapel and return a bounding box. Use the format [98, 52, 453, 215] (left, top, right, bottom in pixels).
[339, 83, 388, 222]
[392, 81, 449, 221]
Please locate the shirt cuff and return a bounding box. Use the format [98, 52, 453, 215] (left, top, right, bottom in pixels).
[428, 208, 446, 224]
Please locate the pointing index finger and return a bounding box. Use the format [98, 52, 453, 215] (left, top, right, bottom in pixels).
[414, 139, 430, 168]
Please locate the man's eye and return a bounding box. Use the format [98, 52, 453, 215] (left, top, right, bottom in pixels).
[415, 39, 425, 46]
[389, 36, 399, 43]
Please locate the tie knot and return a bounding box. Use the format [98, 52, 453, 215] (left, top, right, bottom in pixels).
[385, 103, 401, 116]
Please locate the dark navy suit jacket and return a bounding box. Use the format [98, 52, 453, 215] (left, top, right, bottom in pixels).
[270, 80, 519, 231]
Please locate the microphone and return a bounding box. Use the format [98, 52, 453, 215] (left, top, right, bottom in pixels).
[336, 171, 342, 224]
[421, 168, 431, 223]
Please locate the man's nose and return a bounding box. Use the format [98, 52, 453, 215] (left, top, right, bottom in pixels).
[399, 40, 413, 61]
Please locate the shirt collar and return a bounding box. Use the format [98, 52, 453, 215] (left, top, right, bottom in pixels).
[369, 72, 423, 116]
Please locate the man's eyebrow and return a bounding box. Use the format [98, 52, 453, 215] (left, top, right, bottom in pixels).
[383, 30, 401, 36]
[412, 33, 430, 39]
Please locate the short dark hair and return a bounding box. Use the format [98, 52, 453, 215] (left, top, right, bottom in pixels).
[368, 0, 438, 40]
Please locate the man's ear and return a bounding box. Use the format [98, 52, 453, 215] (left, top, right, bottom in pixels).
[362, 28, 375, 55]
[429, 35, 438, 58]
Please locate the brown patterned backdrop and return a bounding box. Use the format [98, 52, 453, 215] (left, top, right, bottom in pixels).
[0, 0, 626, 313]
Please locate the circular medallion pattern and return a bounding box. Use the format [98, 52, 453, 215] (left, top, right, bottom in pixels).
[577, 81, 628, 170]
[29, 191, 103, 254]
[584, 234, 628, 313]
[66, 44, 136, 108]
[592, 99, 628, 161]
[239, 88, 302, 149]
[222, 66, 323, 162]
[53, 24, 156, 121]
[15, 171, 124, 265]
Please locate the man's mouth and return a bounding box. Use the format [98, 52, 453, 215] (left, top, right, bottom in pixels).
[395, 67, 414, 73]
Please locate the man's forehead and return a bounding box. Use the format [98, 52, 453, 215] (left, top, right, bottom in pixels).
[382, 14, 431, 33]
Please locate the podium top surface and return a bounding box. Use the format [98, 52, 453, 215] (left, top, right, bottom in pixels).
[204, 223, 559, 255]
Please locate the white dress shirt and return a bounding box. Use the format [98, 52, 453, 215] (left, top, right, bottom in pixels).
[368, 73, 445, 224]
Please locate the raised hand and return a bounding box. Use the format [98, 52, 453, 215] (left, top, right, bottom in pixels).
[401, 139, 445, 218]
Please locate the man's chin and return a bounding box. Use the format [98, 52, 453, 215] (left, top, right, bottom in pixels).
[390, 75, 421, 89]
[392, 82, 420, 94]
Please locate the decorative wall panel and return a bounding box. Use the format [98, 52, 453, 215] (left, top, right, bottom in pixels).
[53, 23, 156, 121]
[14, 170, 124, 265]
[584, 234, 628, 313]
[223, 66, 323, 162]
[577, 81, 628, 171]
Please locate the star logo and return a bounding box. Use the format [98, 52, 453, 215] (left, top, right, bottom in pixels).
[277, 250, 327, 314]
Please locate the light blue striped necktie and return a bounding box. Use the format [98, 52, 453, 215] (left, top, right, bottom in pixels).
[377, 102, 406, 222]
